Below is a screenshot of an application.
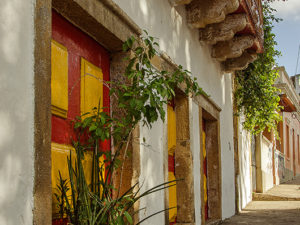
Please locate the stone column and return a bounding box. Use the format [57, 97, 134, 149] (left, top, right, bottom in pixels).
[255, 133, 263, 193]
[175, 95, 195, 224]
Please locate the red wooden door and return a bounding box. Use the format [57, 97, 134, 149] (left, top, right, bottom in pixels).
[202, 119, 209, 221]
[51, 10, 110, 223]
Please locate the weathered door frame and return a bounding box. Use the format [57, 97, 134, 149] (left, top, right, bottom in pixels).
[196, 95, 222, 225]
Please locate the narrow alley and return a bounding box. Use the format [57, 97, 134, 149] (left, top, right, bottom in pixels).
[222, 177, 300, 225]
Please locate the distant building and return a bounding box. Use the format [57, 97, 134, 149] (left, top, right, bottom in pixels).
[274, 67, 300, 183]
[236, 66, 300, 212]
[290, 74, 300, 96]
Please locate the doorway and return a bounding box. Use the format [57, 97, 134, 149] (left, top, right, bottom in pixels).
[51, 10, 110, 222]
[201, 109, 221, 224]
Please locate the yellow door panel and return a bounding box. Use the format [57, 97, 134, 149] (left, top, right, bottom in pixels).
[81, 58, 103, 115]
[51, 142, 99, 215]
[168, 171, 177, 222]
[51, 143, 75, 215]
[203, 132, 206, 159]
[51, 40, 68, 118]
[203, 131, 208, 205]
[203, 173, 208, 203]
[168, 105, 176, 156]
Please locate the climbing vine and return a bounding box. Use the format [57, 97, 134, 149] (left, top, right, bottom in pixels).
[234, 2, 283, 135]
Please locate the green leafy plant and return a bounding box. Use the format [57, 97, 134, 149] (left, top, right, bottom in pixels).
[56, 31, 206, 225]
[234, 2, 283, 135]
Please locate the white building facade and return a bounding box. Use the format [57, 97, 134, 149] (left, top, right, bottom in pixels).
[0, 0, 264, 224]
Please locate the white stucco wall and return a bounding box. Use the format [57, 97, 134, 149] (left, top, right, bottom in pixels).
[112, 0, 235, 220]
[274, 150, 280, 185]
[190, 100, 201, 225]
[261, 137, 274, 192]
[139, 116, 167, 224]
[238, 122, 252, 210]
[219, 74, 235, 219]
[0, 1, 35, 225]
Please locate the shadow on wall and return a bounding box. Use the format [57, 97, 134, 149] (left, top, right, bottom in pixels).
[114, 0, 236, 219]
[238, 128, 252, 210]
[138, 120, 166, 225]
[0, 1, 35, 225]
[113, 0, 223, 102]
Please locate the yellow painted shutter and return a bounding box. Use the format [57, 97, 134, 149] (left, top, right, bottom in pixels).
[80, 58, 105, 188]
[51, 143, 93, 216]
[80, 58, 103, 115]
[203, 132, 208, 204]
[167, 104, 177, 222]
[168, 172, 177, 222]
[51, 40, 68, 118]
[168, 105, 176, 156]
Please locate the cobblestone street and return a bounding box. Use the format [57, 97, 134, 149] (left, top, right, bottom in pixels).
[221, 177, 300, 225]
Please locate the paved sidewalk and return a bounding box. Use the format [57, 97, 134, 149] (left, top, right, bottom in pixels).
[221, 177, 300, 225]
[253, 177, 300, 201]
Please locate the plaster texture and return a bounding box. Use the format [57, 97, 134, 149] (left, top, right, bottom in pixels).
[261, 137, 274, 192]
[190, 101, 202, 225]
[219, 74, 235, 219]
[0, 0, 35, 224]
[238, 122, 252, 210]
[282, 112, 300, 176]
[112, 0, 236, 220]
[138, 117, 167, 225]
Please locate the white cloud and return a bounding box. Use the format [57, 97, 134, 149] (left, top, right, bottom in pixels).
[271, 0, 300, 21]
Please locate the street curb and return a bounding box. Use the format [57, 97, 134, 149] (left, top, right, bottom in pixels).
[253, 193, 300, 201]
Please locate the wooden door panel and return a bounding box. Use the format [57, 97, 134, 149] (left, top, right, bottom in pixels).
[51, 10, 110, 220]
[168, 104, 177, 223]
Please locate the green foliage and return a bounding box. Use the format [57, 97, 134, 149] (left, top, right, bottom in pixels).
[54, 172, 70, 219]
[57, 145, 177, 225]
[56, 31, 205, 224]
[117, 32, 207, 129]
[234, 2, 283, 135]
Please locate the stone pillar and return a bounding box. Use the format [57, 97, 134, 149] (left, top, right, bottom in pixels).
[255, 133, 263, 193]
[110, 52, 141, 223]
[175, 95, 195, 223]
[33, 0, 52, 224]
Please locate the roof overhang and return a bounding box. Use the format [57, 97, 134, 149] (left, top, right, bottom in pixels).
[279, 94, 297, 112]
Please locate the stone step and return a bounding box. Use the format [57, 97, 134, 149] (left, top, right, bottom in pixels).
[253, 193, 300, 201]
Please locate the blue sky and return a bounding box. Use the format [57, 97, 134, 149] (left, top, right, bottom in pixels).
[271, 0, 300, 76]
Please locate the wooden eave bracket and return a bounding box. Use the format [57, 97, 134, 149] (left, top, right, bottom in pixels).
[279, 94, 297, 112]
